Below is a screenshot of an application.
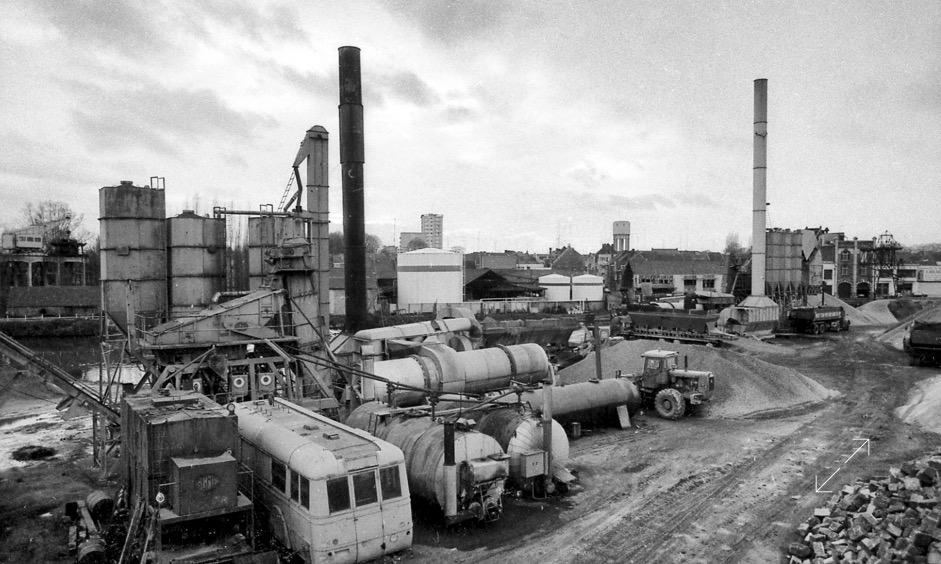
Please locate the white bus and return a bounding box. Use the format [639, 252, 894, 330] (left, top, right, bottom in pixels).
[235, 398, 412, 563]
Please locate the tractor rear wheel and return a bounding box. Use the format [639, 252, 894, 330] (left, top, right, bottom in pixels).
[654, 388, 686, 420]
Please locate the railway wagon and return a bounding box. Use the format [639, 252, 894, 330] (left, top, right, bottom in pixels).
[235, 398, 412, 564]
[617, 306, 723, 346]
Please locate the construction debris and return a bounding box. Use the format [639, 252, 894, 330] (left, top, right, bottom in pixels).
[788, 453, 941, 563]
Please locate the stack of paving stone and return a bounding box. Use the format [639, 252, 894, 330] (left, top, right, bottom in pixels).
[788, 453, 941, 563]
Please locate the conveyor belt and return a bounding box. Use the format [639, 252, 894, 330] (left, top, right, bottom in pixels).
[0, 331, 119, 421]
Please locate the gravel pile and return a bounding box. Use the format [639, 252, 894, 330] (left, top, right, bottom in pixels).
[876, 302, 941, 350]
[787, 453, 941, 563]
[896, 374, 941, 436]
[558, 339, 839, 419]
[804, 294, 887, 327]
[857, 300, 901, 325]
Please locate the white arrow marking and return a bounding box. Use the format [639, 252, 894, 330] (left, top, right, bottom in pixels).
[845, 438, 870, 464]
[815, 467, 841, 493]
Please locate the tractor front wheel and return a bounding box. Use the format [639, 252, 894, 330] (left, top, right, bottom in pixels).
[654, 388, 686, 420]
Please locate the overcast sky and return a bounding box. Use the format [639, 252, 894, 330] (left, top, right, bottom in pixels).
[1, 1, 939, 255]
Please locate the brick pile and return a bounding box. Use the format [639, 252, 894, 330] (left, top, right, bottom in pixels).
[788, 453, 941, 563]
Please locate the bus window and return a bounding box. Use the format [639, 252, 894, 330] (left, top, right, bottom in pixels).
[290, 471, 300, 502]
[272, 460, 287, 493]
[300, 475, 310, 509]
[352, 471, 378, 507]
[327, 477, 351, 513]
[379, 466, 401, 500]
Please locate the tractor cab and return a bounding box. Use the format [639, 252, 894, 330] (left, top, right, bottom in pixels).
[640, 349, 679, 390]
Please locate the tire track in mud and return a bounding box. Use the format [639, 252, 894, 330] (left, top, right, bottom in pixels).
[574, 338, 907, 564]
[712, 337, 927, 563]
[573, 419, 815, 564]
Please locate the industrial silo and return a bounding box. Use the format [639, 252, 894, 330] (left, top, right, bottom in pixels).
[571, 274, 603, 302]
[167, 211, 225, 318]
[247, 216, 276, 290]
[99, 181, 167, 332]
[539, 273, 571, 301]
[396, 248, 463, 310]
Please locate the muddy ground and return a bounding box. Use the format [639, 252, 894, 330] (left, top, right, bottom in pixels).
[1, 329, 939, 564]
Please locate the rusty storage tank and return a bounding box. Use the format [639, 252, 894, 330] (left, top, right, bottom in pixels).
[100, 181, 167, 332]
[498, 378, 641, 428]
[362, 343, 551, 406]
[167, 211, 225, 318]
[346, 402, 509, 523]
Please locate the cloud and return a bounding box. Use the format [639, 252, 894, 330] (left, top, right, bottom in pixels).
[441, 105, 478, 123]
[66, 79, 277, 157]
[0, 131, 102, 184]
[674, 191, 722, 209]
[182, 1, 306, 43]
[378, 0, 513, 44]
[26, 0, 170, 57]
[564, 159, 609, 189]
[374, 70, 439, 107]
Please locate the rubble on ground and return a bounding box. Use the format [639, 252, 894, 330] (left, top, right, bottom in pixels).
[788, 453, 941, 563]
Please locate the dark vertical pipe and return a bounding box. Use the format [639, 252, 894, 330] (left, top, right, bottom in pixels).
[339, 46, 368, 332]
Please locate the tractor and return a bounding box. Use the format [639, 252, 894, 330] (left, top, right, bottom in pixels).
[627, 349, 715, 420]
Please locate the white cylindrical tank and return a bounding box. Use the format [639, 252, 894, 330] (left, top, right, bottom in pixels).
[362, 343, 551, 405]
[456, 407, 570, 485]
[571, 274, 604, 302]
[539, 273, 571, 301]
[345, 402, 507, 520]
[397, 249, 463, 309]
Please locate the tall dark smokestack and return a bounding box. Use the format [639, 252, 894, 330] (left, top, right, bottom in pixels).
[339, 46, 368, 332]
[751, 78, 768, 297]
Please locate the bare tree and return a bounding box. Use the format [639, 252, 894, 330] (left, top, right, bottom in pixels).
[21, 200, 89, 242]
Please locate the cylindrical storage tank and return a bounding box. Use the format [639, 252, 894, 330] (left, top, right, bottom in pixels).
[466, 408, 569, 483]
[167, 211, 225, 318]
[345, 402, 506, 512]
[571, 274, 604, 302]
[247, 216, 276, 290]
[362, 343, 551, 405]
[100, 181, 167, 333]
[397, 249, 463, 309]
[539, 273, 571, 301]
[498, 378, 641, 428]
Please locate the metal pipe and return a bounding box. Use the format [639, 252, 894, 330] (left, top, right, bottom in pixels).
[443, 420, 457, 518]
[542, 381, 554, 493]
[339, 46, 368, 332]
[751, 78, 768, 297]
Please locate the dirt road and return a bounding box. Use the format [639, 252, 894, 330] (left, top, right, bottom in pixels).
[403, 331, 939, 564]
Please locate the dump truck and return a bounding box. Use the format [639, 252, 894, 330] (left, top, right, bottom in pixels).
[787, 305, 850, 334]
[903, 320, 941, 366]
[625, 349, 715, 420]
